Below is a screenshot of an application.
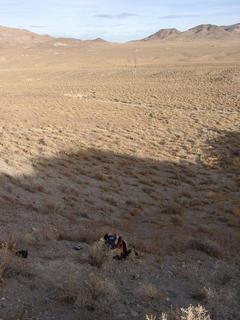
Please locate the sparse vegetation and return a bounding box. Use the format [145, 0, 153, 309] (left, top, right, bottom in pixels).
[189, 239, 223, 259]
[75, 273, 117, 310]
[138, 283, 158, 301]
[180, 305, 212, 320]
[0, 35, 238, 319]
[146, 304, 212, 320]
[58, 226, 102, 244]
[0, 246, 10, 282]
[88, 241, 109, 267]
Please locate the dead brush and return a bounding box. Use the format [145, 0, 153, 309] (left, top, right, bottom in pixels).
[132, 238, 161, 256]
[138, 282, 158, 301]
[41, 199, 64, 215]
[138, 175, 155, 187]
[92, 172, 109, 181]
[75, 273, 117, 310]
[146, 315, 157, 320]
[146, 315, 168, 320]
[24, 226, 59, 247]
[180, 304, 212, 320]
[162, 202, 183, 216]
[13, 309, 27, 320]
[5, 232, 17, 252]
[189, 238, 223, 259]
[19, 177, 45, 194]
[0, 232, 17, 253]
[58, 226, 102, 245]
[171, 215, 183, 226]
[0, 246, 10, 282]
[58, 273, 80, 305]
[103, 196, 118, 207]
[88, 241, 109, 268]
[0, 240, 30, 283]
[1, 254, 32, 280]
[124, 204, 143, 220]
[146, 304, 212, 320]
[57, 272, 117, 311]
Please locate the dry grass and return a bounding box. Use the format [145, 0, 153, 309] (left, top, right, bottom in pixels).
[162, 202, 183, 216]
[59, 272, 117, 311]
[189, 239, 223, 259]
[0, 39, 238, 319]
[132, 237, 162, 256]
[138, 283, 158, 301]
[23, 226, 59, 247]
[58, 274, 81, 305]
[88, 241, 109, 268]
[0, 245, 31, 283]
[180, 305, 212, 320]
[41, 199, 64, 215]
[76, 273, 117, 310]
[0, 233, 18, 282]
[58, 226, 103, 245]
[146, 304, 212, 320]
[0, 247, 10, 282]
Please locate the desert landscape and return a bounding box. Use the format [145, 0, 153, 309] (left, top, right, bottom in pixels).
[0, 23, 239, 319]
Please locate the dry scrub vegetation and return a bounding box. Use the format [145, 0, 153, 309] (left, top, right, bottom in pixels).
[0, 40, 239, 319]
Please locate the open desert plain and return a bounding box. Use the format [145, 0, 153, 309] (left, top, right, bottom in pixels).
[0, 25, 239, 319]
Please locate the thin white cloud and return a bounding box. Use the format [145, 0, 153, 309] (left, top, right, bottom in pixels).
[159, 13, 200, 19]
[30, 25, 47, 28]
[94, 13, 138, 19]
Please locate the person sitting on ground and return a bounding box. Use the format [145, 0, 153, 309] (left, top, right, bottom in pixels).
[103, 233, 132, 260]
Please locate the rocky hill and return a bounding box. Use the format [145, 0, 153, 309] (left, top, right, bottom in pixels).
[141, 23, 240, 41]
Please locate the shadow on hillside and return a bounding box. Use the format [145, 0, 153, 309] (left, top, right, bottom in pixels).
[0, 130, 239, 256]
[0, 130, 239, 320]
[205, 131, 240, 172]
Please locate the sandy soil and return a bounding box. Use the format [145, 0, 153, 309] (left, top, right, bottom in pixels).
[0, 40, 239, 320]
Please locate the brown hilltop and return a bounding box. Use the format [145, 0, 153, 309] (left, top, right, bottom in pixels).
[0, 25, 52, 46]
[140, 23, 240, 41]
[0, 25, 83, 47]
[223, 23, 240, 33]
[0, 25, 110, 47]
[181, 24, 237, 40]
[85, 37, 108, 44]
[142, 28, 180, 41]
[91, 37, 107, 42]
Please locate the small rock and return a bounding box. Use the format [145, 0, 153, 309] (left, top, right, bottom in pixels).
[24, 232, 37, 245]
[129, 309, 138, 318]
[131, 274, 140, 280]
[73, 245, 82, 251]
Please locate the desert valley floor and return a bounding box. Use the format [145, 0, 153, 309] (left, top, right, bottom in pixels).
[0, 40, 239, 319]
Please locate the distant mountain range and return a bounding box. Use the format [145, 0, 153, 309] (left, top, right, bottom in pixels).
[0, 25, 108, 47]
[141, 23, 240, 41]
[0, 23, 239, 47]
[0, 25, 52, 45]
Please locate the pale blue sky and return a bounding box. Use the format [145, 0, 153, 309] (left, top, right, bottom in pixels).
[0, 0, 239, 41]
